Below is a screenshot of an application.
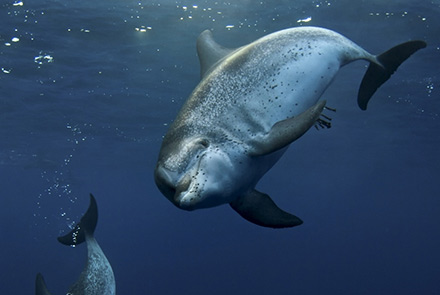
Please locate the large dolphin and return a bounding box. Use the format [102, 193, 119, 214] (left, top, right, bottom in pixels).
[154, 26, 426, 228]
[35, 194, 116, 295]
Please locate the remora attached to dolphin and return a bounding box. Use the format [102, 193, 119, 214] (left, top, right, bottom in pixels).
[35, 194, 116, 295]
[154, 26, 426, 228]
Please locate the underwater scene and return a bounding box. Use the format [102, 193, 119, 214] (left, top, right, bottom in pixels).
[0, 0, 439, 294]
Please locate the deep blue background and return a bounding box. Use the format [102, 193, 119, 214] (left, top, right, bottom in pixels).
[1, 0, 439, 294]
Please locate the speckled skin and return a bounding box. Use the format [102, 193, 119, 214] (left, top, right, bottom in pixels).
[66, 235, 115, 295]
[155, 27, 377, 211]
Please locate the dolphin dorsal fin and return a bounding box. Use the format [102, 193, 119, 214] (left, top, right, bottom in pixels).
[196, 30, 235, 78]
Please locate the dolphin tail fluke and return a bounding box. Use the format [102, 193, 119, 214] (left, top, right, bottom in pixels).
[35, 273, 52, 295]
[230, 190, 303, 228]
[358, 40, 427, 110]
[57, 194, 98, 246]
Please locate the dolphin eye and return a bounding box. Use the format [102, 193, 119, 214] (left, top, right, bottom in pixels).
[197, 138, 210, 148]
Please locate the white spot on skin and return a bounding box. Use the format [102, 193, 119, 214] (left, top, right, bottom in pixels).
[297, 16, 312, 23]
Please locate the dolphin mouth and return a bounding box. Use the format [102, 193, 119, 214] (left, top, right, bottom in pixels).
[174, 173, 194, 209]
[155, 150, 209, 211]
[154, 165, 197, 210]
[174, 152, 208, 210]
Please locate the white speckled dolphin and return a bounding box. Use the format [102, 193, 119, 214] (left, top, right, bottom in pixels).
[36, 194, 116, 295]
[155, 26, 426, 228]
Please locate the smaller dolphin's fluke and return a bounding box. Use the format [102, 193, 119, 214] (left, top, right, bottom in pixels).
[57, 194, 98, 246]
[35, 273, 51, 295]
[358, 40, 427, 110]
[230, 190, 303, 228]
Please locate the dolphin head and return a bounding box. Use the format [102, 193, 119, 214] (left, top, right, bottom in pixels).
[155, 135, 242, 210]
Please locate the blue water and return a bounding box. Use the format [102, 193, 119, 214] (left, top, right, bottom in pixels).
[1, 0, 439, 294]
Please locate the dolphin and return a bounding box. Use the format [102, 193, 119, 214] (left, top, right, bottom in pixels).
[35, 194, 116, 295]
[154, 26, 426, 228]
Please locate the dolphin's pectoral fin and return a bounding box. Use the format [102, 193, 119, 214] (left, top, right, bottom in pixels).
[248, 100, 326, 156]
[197, 30, 235, 78]
[358, 40, 427, 110]
[57, 194, 98, 246]
[230, 190, 303, 228]
[35, 273, 52, 295]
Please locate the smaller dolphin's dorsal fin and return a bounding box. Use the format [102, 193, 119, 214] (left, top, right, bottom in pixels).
[196, 30, 235, 78]
[35, 273, 52, 295]
[57, 194, 98, 246]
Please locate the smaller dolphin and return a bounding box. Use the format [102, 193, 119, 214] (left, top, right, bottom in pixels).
[35, 194, 116, 295]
